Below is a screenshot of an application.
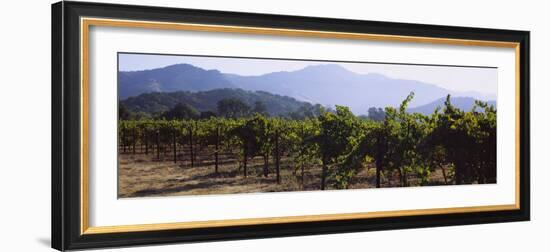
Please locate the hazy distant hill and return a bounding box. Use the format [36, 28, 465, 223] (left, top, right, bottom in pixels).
[121, 88, 311, 116]
[119, 63, 494, 114]
[225, 64, 458, 113]
[119, 64, 235, 99]
[408, 97, 497, 115]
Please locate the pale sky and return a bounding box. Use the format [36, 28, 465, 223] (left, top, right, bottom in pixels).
[118, 53, 497, 96]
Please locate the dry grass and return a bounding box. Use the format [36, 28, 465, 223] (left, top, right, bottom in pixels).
[118, 149, 449, 198]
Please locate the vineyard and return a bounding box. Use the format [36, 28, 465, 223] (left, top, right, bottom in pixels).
[118, 94, 496, 198]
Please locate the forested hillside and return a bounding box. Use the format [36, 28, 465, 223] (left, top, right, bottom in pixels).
[120, 88, 322, 119]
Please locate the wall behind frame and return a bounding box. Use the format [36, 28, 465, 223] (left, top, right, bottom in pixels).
[0, 0, 546, 251]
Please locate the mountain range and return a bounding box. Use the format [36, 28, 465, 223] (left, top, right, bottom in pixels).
[119, 64, 235, 99]
[119, 63, 496, 114]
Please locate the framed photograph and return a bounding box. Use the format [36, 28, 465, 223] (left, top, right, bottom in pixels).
[52, 1, 530, 250]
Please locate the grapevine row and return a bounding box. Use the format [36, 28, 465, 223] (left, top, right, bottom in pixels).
[119, 94, 497, 189]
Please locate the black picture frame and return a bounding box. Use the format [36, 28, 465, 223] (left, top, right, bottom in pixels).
[52, 1, 530, 251]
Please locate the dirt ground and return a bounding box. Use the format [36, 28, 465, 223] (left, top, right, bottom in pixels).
[118, 149, 449, 198]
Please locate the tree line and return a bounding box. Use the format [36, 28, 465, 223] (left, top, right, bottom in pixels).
[119, 93, 496, 189]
